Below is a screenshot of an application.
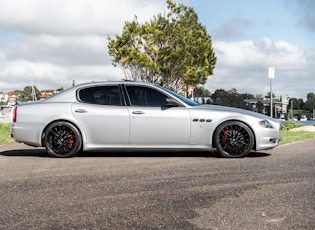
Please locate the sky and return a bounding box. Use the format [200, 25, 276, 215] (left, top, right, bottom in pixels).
[0, 0, 314, 100]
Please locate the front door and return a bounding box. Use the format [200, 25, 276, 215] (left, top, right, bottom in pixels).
[125, 85, 191, 146]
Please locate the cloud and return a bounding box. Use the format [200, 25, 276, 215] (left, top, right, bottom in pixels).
[0, 58, 124, 90]
[0, 0, 166, 36]
[213, 19, 251, 39]
[295, 0, 315, 32]
[0, 0, 314, 102]
[0, 0, 166, 92]
[206, 37, 314, 100]
[4, 34, 109, 65]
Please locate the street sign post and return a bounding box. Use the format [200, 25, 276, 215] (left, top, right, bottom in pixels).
[269, 67, 275, 118]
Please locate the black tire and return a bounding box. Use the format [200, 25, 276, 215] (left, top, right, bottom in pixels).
[214, 121, 254, 158]
[44, 121, 82, 158]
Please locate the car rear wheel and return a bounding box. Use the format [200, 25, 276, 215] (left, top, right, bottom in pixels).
[214, 121, 254, 158]
[44, 121, 82, 158]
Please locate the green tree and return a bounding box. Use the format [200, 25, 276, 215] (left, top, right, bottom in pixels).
[303, 92, 315, 112]
[19, 86, 41, 101]
[211, 88, 255, 110]
[265, 92, 276, 99]
[194, 87, 211, 97]
[211, 89, 229, 106]
[108, 0, 216, 94]
[290, 97, 302, 110]
[211, 88, 254, 109]
[299, 98, 304, 109]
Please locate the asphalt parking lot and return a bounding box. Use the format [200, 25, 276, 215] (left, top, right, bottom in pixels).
[0, 140, 314, 229]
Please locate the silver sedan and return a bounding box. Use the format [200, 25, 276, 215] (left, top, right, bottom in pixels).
[11, 81, 281, 158]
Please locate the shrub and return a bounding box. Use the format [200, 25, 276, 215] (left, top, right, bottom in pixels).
[280, 121, 304, 131]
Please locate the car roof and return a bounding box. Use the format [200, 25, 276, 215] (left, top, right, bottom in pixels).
[75, 80, 155, 87]
[44, 80, 158, 103]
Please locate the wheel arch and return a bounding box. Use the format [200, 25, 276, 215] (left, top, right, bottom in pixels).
[212, 119, 256, 150]
[41, 119, 84, 149]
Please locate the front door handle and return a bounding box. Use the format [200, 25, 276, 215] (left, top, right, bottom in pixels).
[132, 111, 145, 115]
[75, 109, 88, 113]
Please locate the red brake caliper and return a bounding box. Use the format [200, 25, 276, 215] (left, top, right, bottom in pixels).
[68, 134, 75, 147]
[221, 129, 229, 147]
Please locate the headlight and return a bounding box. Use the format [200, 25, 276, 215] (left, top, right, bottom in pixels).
[259, 120, 274, 128]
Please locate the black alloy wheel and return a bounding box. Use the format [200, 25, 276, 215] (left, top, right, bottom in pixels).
[44, 121, 82, 158]
[214, 121, 254, 158]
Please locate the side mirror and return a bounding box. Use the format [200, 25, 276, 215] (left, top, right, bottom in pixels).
[166, 98, 181, 107]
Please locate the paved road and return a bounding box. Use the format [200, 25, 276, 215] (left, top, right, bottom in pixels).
[0, 140, 314, 229]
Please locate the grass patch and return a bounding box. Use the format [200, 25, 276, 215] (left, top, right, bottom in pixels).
[280, 121, 315, 145]
[280, 130, 315, 145]
[0, 123, 12, 145]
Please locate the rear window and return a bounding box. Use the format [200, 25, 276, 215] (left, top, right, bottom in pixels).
[78, 86, 122, 106]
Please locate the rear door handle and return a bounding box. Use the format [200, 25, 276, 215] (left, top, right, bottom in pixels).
[75, 109, 88, 113]
[132, 111, 145, 115]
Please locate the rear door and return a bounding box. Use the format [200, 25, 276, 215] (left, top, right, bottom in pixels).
[72, 84, 129, 146]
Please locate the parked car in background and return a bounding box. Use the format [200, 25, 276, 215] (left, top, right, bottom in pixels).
[11, 81, 281, 158]
[300, 115, 307, 121]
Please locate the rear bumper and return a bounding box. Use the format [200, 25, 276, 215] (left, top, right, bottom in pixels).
[11, 122, 44, 147]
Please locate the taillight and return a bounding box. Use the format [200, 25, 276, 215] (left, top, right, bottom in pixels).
[13, 107, 17, 123]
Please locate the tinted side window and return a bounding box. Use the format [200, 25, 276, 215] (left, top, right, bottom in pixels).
[126, 86, 168, 107]
[79, 86, 121, 106]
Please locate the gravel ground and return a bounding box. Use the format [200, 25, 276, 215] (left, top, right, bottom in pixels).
[289, 126, 315, 132]
[1, 140, 315, 229]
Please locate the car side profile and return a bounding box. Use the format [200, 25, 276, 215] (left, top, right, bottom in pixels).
[11, 81, 281, 158]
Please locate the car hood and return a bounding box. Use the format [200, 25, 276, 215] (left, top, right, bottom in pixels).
[195, 104, 279, 122]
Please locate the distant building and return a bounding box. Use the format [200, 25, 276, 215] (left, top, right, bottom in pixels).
[0, 92, 6, 103]
[0, 89, 60, 105]
[244, 97, 289, 118]
[40, 90, 57, 99]
[0, 92, 19, 106]
[193, 96, 213, 104]
[280, 97, 289, 114]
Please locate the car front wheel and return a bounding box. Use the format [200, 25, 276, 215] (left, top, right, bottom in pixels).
[214, 121, 254, 158]
[44, 121, 82, 158]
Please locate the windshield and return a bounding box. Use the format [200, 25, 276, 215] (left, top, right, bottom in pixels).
[156, 85, 198, 106]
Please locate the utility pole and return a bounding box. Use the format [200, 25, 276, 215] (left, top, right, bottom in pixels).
[31, 79, 37, 101]
[268, 67, 275, 118]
